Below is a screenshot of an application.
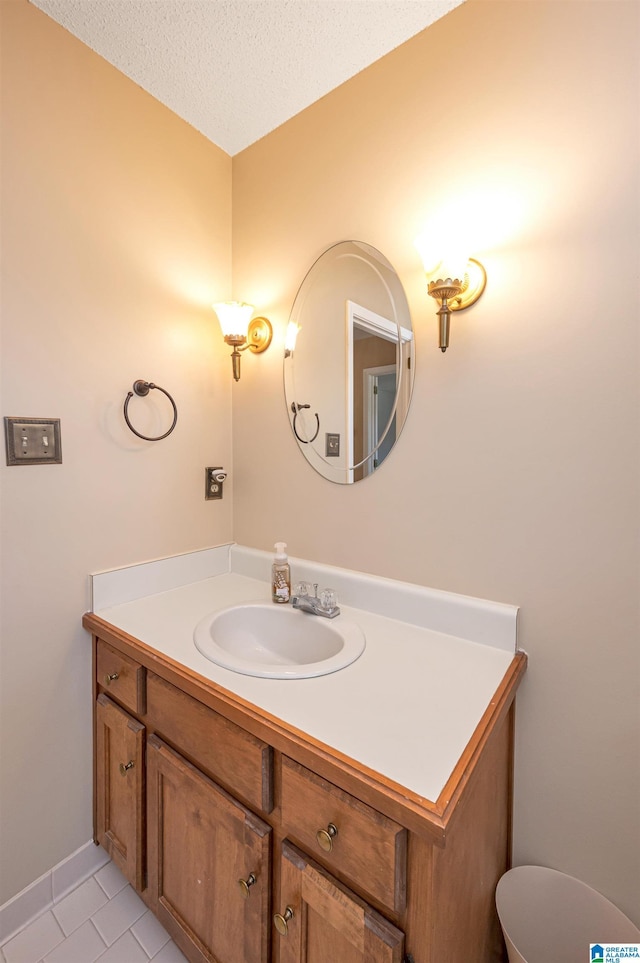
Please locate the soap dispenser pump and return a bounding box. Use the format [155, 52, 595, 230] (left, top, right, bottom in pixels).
[272, 542, 291, 604]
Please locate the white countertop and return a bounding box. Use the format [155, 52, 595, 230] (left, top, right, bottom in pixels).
[92, 546, 518, 805]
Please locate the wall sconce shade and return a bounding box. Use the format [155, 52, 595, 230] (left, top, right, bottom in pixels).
[212, 301, 272, 381]
[284, 321, 300, 357]
[213, 300, 254, 340]
[414, 240, 487, 352]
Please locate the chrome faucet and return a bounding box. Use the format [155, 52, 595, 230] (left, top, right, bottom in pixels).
[292, 583, 340, 619]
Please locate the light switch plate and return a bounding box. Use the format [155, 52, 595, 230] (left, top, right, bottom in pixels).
[4, 417, 62, 465]
[325, 433, 340, 457]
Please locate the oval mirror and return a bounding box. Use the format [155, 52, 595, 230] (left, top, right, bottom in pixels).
[284, 241, 414, 484]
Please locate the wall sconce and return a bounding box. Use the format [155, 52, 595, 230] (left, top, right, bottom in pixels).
[414, 239, 487, 352]
[212, 301, 272, 381]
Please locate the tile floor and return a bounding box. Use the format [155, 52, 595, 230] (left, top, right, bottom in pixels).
[0, 862, 187, 963]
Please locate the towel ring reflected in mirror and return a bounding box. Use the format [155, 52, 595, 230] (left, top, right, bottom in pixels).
[290, 402, 320, 444]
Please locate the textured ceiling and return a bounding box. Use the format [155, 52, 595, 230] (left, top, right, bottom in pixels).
[30, 0, 465, 155]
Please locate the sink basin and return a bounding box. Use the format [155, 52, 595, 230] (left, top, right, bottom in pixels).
[193, 602, 365, 679]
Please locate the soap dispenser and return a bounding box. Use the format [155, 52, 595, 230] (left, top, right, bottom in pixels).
[272, 542, 291, 604]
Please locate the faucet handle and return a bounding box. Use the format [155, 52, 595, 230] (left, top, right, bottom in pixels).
[293, 581, 312, 597]
[320, 589, 338, 611]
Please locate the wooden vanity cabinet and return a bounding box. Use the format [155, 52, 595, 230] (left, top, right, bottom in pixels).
[89, 619, 526, 963]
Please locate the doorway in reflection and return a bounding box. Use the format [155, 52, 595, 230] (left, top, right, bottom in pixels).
[361, 367, 397, 479]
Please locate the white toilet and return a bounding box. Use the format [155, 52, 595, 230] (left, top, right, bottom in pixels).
[495, 865, 640, 963]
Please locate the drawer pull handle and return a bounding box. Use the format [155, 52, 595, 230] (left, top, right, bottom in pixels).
[119, 761, 134, 776]
[274, 906, 294, 936]
[316, 822, 338, 853]
[237, 873, 256, 899]
[104, 673, 119, 685]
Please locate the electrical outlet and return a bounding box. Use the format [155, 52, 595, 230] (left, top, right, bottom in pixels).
[205, 467, 225, 500]
[4, 417, 62, 465]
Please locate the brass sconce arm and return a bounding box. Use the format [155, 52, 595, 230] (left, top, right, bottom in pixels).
[427, 277, 465, 353]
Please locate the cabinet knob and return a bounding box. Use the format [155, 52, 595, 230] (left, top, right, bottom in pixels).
[316, 822, 338, 853]
[119, 761, 134, 776]
[237, 873, 256, 899]
[104, 672, 119, 685]
[273, 906, 294, 936]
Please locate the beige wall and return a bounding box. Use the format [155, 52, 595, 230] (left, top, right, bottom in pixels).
[232, 0, 640, 923]
[0, 0, 233, 902]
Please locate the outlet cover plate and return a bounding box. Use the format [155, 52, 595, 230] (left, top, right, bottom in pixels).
[205, 467, 224, 500]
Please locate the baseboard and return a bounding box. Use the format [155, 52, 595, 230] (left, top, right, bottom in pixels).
[0, 841, 109, 944]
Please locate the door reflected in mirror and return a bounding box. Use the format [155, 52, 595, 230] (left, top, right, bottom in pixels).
[284, 241, 414, 484]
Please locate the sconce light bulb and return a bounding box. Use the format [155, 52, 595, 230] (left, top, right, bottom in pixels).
[284, 321, 300, 354]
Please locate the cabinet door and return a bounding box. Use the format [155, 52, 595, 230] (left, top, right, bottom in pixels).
[275, 841, 405, 963]
[95, 694, 145, 890]
[147, 734, 271, 963]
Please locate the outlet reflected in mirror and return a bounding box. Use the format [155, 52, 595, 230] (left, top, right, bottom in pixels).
[284, 241, 414, 484]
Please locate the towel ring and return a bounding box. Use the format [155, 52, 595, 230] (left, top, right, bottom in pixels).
[291, 402, 320, 444]
[124, 380, 178, 441]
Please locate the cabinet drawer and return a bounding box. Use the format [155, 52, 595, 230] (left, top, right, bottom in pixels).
[280, 756, 406, 914]
[147, 673, 273, 814]
[96, 639, 146, 715]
